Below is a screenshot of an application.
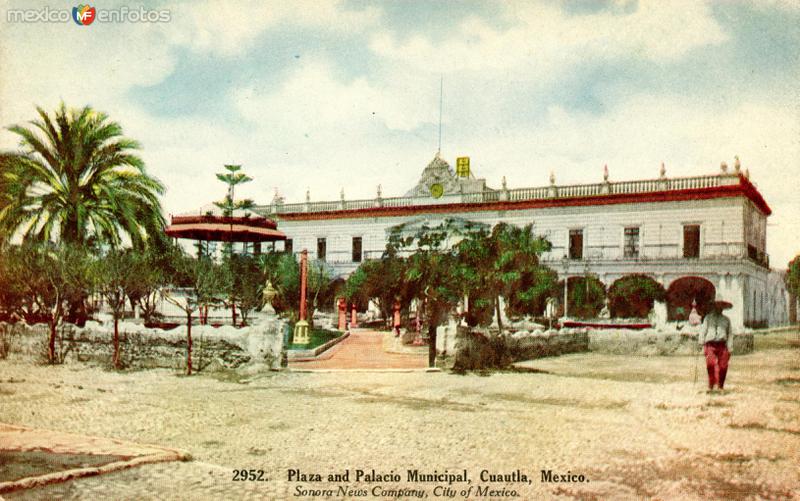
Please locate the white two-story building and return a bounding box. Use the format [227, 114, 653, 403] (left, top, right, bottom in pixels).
[256, 153, 791, 330]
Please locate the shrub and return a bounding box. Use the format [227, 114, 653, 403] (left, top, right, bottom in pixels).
[608, 275, 666, 318]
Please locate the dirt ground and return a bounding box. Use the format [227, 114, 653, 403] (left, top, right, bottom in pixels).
[0, 330, 798, 500]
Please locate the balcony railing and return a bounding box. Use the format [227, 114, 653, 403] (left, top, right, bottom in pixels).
[257, 173, 742, 216]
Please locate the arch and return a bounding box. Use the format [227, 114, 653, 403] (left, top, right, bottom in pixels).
[666, 276, 716, 321]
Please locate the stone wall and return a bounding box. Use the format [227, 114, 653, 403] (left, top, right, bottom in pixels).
[588, 329, 754, 356]
[0, 312, 287, 371]
[439, 325, 590, 361]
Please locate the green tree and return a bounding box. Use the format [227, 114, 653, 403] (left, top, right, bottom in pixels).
[457, 223, 552, 331]
[0, 245, 28, 323]
[607, 274, 666, 318]
[505, 266, 560, 319]
[263, 252, 301, 318]
[307, 259, 334, 320]
[127, 240, 178, 325]
[6, 243, 91, 363]
[221, 253, 265, 326]
[344, 254, 409, 326]
[93, 249, 149, 368]
[260, 252, 333, 323]
[388, 222, 464, 367]
[562, 276, 606, 319]
[163, 254, 225, 375]
[787, 255, 800, 300]
[213, 164, 254, 257]
[787, 255, 800, 324]
[0, 103, 165, 248]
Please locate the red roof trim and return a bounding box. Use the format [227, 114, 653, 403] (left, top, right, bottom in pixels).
[170, 214, 278, 230]
[165, 223, 286, 242]
[276, 179, 772, 222]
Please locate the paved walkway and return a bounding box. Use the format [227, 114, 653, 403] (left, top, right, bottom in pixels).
[289, 329, 428, 369]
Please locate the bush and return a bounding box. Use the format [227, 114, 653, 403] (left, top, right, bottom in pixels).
[464, 293, 494, 328]
[562, 276, 606, 318]
[453, 332, 516, 372]
[608, 275, 666, 318]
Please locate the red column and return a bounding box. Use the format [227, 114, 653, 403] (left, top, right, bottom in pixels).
[299, 250, 308, 321]
[337, 297, 347, 330]
[350, 303, 358, 328]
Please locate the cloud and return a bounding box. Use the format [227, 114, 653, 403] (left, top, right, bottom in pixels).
[167, 0, 381, 57]
[371, 0, 727, 77]
[0, 18, 176, 147]
[449, 93, 800, 266]
[234, 59, 436, 132]
[1, 0, 796, 267]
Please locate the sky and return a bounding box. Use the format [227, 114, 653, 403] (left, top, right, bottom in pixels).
[1, 0, 798, 266]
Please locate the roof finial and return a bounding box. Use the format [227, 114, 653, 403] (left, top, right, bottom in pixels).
[603, 164, 609, 182]
[501, 176, 507, 190]
[659, 162, 666, 178]
[550, 171, 556, 185]
[734, 155, 741, 174]
[720, 161, 728, 174]
[377, 184, 382, 198]
[305, 188, 310, 203]
[340, 188, 345, 201]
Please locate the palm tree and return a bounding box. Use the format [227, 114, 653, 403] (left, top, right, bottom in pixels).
[0, 103, 165, 248]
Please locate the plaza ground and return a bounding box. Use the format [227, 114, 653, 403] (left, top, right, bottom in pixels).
[0, 330, 798, 500]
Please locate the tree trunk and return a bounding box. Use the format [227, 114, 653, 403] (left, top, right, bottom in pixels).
[495, 295, 504, 334]
[48, 321, 57, 364]
[428, 322, 437, 368]
[231, 303, 237, 327]
[113, 316, 120, 369]
[186, 312, 193, 375]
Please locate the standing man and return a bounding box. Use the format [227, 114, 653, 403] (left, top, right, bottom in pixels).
[698, 296, 733, 392]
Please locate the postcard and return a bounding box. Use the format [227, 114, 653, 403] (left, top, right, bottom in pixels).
[1, 1, 798, 500]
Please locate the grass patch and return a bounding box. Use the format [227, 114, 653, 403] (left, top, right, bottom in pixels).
[702, 399, 731, 408]
[489, 392, 629, 410]
[355, 394, 477, 412]
[287, 328, 342, 351]
[754, 332, 800, 351]
[0, 451, 129, 483]
[729, 422, 800, 436]
[774, 377, 800, 386]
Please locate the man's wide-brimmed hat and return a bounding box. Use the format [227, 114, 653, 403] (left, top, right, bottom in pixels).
[713, 295, 733, 309]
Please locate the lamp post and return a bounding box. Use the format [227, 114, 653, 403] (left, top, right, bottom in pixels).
[293, 249, 310, 345]
[562, 255, 570, 320]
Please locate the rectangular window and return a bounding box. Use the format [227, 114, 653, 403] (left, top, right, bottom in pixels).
[624, 227, 640, 258]
[352, 236, 362, 263]
[569, 229, 583, 260]
[317, 237, 327, 261]
[284, 239, 293, 255]
[683, 225, 700, 258]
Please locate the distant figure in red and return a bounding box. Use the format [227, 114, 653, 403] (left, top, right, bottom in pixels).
[337, 297, 347, 331]
[699, 297, 733, 392]
[392, 300, 401, 337]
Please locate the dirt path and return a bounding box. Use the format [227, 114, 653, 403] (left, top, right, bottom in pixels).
[0, 332, 798, 499]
